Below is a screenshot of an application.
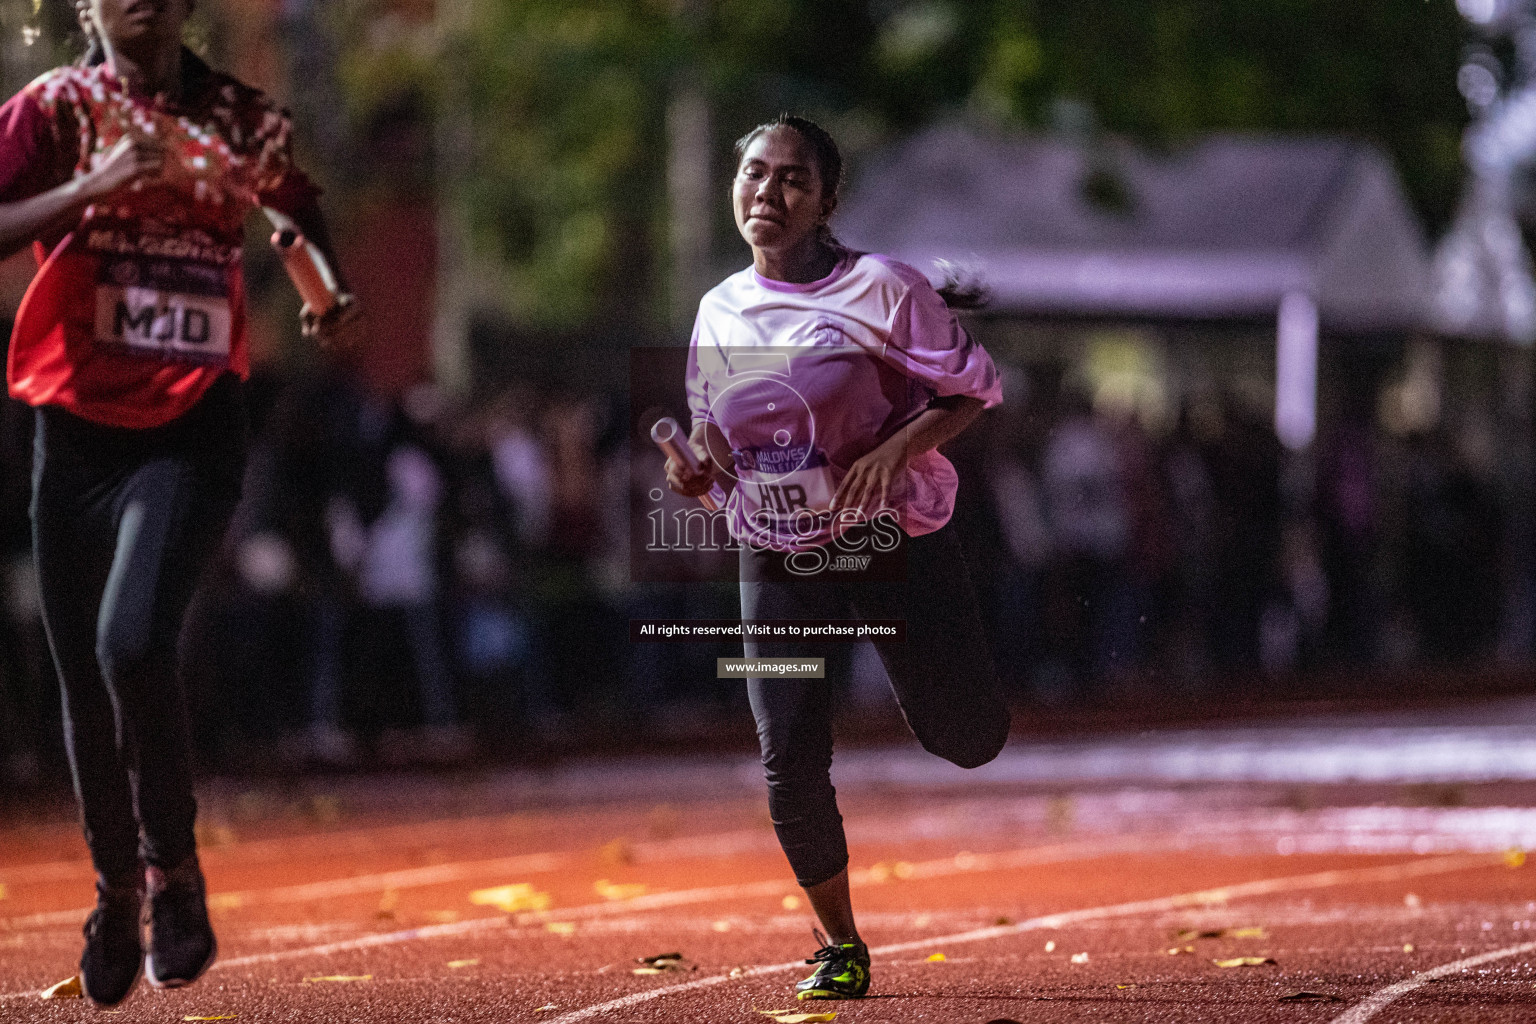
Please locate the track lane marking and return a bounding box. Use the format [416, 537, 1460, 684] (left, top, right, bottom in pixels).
[0, 851, 570, 930]
[539, 852, 1507, 1023]
[0, 801, 769, 885]
[207, 838, 1136, 967]
[0, 825, 1123, 930]
[1329, 939, 1536, 1023]
[0, 838, 1135, 997]
[0, 825, 789, 929]
[0, 849, 1506, 1006]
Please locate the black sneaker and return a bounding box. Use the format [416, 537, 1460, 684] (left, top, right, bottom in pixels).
[79, 873, 144, 1007]
[794, 929, 871, 1000]
[144, 856, 217, 988]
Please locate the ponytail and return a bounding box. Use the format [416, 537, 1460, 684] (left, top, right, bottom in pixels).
[933, 258, 991, 310]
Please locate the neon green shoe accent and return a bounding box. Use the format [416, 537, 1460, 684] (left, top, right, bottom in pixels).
[793, 931, 870, 1000]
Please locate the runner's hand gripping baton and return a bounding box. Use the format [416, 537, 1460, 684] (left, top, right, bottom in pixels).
[651, 416, 725, 511]
[264, 207, 340, 317]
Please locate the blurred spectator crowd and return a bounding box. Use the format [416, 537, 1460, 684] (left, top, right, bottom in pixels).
[0, 361, 1515, 786]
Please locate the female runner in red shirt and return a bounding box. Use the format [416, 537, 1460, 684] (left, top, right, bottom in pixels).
[0, 0, 354, 1005]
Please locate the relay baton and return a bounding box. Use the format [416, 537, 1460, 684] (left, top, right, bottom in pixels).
[263, 207, 339, 317]
[271, 228, 339, 316]
[651, 416, 724, 511]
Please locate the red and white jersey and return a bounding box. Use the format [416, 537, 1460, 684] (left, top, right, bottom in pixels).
[686, 250, 1002, 550]
[0, 52, 318, 428]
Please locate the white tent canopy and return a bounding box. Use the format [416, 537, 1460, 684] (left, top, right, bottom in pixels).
[836, 124, 1433, 333]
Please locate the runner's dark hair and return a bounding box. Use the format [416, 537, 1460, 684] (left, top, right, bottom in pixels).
[733, 113, 987, 309]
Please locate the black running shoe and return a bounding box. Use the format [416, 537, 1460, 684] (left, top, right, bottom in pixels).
[145, 856, 217, 988]
[79, 873, 144, 1007]
[794, 929, 871, 1000]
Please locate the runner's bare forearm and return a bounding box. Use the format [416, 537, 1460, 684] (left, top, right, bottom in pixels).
[0, 178, 96, 260]
[690, 420, 735, 493]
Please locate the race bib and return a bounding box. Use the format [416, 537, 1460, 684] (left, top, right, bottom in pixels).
[736, 443, 837, 522]
[92, 256, 231, 364]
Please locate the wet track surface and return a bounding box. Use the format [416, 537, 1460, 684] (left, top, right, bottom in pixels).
[4, 699, 1536, 1022]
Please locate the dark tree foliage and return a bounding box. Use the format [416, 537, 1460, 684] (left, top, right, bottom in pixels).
[314, 1, 1469, 329]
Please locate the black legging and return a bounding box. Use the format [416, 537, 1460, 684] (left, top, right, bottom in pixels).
[740, 521, 1009, 888]
[31, 375, 245, 881]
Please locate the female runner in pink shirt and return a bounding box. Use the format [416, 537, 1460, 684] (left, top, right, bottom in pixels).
[667, 114, 1009, 1001]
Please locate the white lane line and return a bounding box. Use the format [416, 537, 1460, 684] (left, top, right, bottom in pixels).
[539, 852, 1508, 1023]
[0, 805, 761, 885]
[0, 837, 1132, 996]
[0, 851, 571, 931]
[0, 824, 1121, 931]
[216, 914, 514, 969]
[1329, 940, 1536, 1024]
[232, 851, 569, 904]
[0, 848, 1506, 1005]
[0, 826, 783, 930]
[207, 839, 1134, 969]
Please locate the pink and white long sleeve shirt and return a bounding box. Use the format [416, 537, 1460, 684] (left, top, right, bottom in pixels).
[686, 250, 1002, 551]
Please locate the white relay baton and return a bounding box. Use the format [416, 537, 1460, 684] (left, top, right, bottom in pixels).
[651, 416, 725, 511]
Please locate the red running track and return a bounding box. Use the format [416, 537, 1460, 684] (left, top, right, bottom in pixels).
[2, 756, 1535, 1023]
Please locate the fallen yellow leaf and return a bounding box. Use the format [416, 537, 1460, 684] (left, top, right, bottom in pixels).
[39, 975, 81, 999]
[470, 883, 550, 914]
[532, 1003, 557, 1012]
[593, 879, 647, 901]
[757, 1012, 837, 1024]
[1229, 927, 1266, 939]
[1213, 957, 1276, 968]
[302, 975, 373, 983]
[1116, 984, 1137, 989]
[447, 959, 480, 969]
[546, 921, 577, 936]
[926, 953, 946, 962]
[597, 839, 633, 865]
[1506, 848, 1526, 869]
